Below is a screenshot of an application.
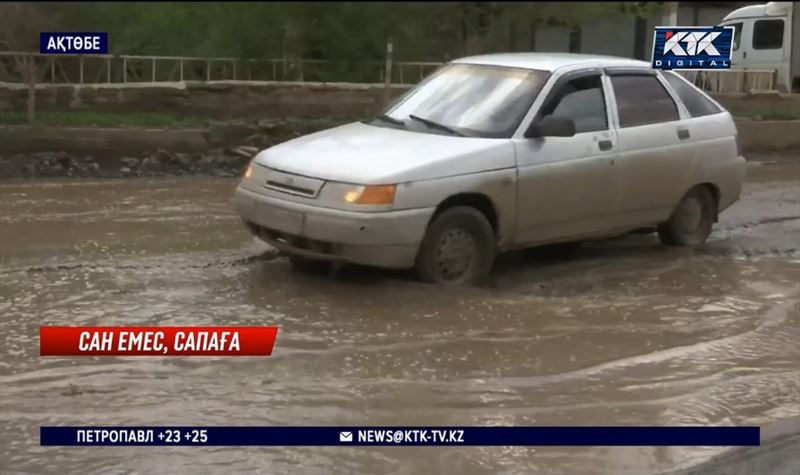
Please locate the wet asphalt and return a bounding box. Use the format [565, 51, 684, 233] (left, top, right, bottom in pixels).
[0, 159, 798, 474]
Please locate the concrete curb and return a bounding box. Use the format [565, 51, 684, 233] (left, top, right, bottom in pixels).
[660, 417, 800, 475]
[736, 120, 800, 154]
[0, 125, 209, 157]
[0, 120, 797, 157]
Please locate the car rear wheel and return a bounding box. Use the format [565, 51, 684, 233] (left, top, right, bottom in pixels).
[658, 187, 716, 247]
[415, 206, 496, 285]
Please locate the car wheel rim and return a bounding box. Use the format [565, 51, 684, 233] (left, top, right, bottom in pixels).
[678, 197, 703, 232]
[435, 228, 476, 282]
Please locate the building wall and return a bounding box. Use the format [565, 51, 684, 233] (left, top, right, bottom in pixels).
[580, 17, 637, 57]
[530, 2, 759, 61]
[533, 16, 641, 59]
[534, 27, 572, 53]
[677, 3, 750, 26]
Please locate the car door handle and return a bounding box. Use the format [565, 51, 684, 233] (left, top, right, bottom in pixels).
[677, 129, 690, 140]
[598, 140, 613, 151]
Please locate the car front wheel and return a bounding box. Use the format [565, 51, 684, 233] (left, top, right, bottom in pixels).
[658, 187, 716, 247]
[415, 206, 496, 285]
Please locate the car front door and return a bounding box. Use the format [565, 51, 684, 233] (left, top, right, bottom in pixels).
[512, 69, 620, 246]
[607, 69, 692, 228]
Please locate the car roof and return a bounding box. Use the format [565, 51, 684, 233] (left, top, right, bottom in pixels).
[451, 52, 650, 73]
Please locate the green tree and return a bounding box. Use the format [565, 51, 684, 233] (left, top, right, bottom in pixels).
[0, 3, 61, 123]
[50, 2, 667, 66]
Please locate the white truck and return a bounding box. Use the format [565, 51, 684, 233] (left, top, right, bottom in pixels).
[718, 1, 799, 92]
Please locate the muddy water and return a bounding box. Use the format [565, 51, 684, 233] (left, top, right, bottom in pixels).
[1, 162, 799, 475]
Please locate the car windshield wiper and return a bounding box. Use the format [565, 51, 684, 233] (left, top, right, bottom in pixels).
[408, 114, 464, 137]
[373, 114, 406, 127]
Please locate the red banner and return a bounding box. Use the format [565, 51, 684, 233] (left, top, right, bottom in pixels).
[40, 327, 279, 356]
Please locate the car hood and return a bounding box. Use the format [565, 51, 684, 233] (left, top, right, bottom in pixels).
[253, 122, 514, 184]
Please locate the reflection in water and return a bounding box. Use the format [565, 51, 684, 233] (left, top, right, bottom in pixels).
[0, 169, 798, 474]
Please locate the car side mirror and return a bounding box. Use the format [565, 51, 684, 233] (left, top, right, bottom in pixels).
[525, 116, 576, 138]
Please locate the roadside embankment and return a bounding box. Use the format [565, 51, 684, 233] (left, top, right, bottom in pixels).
[0, 118, 343, 178]
[0, 82, 797, 179]
[2, 118, 797, 157]
[0, 81, 408, 121]
[661, 417, 800, 475]
[1, 118, 797, 179]
[736, 120, 800, 155]
[2, 80, 797, 121]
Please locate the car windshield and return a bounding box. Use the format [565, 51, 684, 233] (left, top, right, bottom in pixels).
[380, 63, 550, 138]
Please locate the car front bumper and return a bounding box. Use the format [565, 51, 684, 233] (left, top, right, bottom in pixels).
[234, 186, 435, 269]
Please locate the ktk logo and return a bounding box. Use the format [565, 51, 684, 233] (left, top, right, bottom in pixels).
[663, 31, 721, 56]
[651, 26, 733, 71]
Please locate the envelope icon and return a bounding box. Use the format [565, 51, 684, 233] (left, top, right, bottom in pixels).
[339, 431, 353, 442]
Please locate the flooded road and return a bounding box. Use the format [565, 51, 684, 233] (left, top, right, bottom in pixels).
[1, 161, 799, 475]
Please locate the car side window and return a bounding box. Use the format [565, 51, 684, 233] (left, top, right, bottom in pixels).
[753, 19, 784, 50]
[610, 74, 679, 128]
[662, 71, 721, 118]
[539, 74, 607, 133]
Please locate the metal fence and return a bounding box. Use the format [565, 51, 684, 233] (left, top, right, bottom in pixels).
[0, 51, 782, 94]
[677, 69, 780, 94]
[0, 52, 443, 85]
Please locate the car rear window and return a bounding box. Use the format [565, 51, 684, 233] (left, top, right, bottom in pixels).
[662, 71, 722, 118]
[610, 74, 679, 128]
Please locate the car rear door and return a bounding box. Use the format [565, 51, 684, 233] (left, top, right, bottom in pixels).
[660, 70, 744, 212]
[606, 68, 692, 228]
[512, 68, 620, 245]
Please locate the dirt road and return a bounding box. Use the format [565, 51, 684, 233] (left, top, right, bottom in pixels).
[1, 160, 798, 474]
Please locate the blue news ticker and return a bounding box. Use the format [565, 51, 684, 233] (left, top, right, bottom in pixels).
[41, 426, 760, 446]
[40, 32, 108, 55]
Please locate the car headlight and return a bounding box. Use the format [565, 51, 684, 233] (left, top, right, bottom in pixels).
[342, 184, 396, 205]
[243, 162, 253, 178]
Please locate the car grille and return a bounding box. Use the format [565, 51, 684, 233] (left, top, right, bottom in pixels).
[261, 167, 324, 199]
[246, 221, 336, 256]
[264, 180, 316, 197]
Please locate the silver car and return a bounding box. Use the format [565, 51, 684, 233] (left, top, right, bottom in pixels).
[234, 53, 746, 284]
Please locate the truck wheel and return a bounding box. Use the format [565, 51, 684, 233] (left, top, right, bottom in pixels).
[658, 187, 716, 247]
[415, 206, 496, 285]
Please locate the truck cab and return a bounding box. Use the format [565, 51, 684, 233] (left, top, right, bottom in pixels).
[719, 1, 798, 92]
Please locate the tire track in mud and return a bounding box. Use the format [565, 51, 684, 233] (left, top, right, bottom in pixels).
[0, 249, 281, 276]
[3, 223, 799, 276]
[734, 216, 800, 227]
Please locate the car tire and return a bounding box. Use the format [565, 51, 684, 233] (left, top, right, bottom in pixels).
[415, 206, 496, 285]
[657, 187, 716, 247]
